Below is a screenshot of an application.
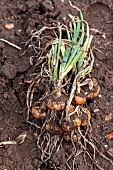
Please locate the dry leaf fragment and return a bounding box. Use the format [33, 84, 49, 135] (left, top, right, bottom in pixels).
[106, 132, 113, 140]
[90, 28, 106, 39]
[0, 132, 27, 146]
[105, 113, 112, 121]
[107, 148, 113, 157]
[5, 23, 14, 30]
[15, 132, 27, 144]
[61, 43, 66, 56]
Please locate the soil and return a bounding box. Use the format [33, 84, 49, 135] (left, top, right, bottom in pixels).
[0, 0, 113, 170]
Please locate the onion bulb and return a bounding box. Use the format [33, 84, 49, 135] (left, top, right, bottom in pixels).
[31, 106, 47, 119]
[72, 93, 86, 105]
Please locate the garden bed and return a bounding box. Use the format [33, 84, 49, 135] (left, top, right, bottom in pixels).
[0, 0, 113, 169]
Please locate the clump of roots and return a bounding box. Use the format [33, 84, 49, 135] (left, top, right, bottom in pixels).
[26, 75, 113, 169]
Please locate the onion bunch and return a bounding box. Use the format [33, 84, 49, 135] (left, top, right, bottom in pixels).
[44, 7, 95, 115]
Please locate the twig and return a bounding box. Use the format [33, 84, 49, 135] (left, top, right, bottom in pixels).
[0, 132, 27, 146]
[0, 38, 21, 50]
[0, 140, 17, 146]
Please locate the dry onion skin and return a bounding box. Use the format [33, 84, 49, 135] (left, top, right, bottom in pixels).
[85, 78, 100, 100]
[78, 107, 91, 127]
[81, 111, 91, 126]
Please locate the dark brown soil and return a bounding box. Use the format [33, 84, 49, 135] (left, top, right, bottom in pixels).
[0, 0, 113, 169]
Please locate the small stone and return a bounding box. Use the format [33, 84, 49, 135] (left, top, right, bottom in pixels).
[18, 29, 21, 32]
[102, 34, 106, 39]
[94, 108, 100, 113]
[106, 103, 110, 106]
[104, 144, 108, 148]
[5, 23, 14, 30]
[98, 94, 102, 98]
[3, 92, 9, 99]
[62, 17, 66, 21]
